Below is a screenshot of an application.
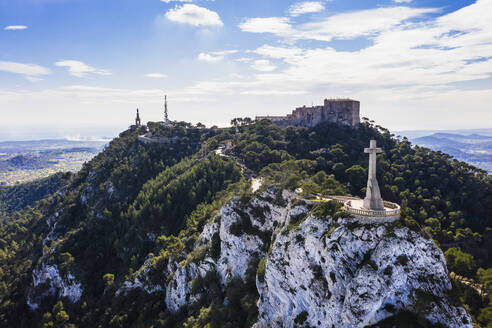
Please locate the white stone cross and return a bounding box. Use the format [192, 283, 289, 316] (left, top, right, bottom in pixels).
[364, 140, 382, 181]
[363, 140, 384, 210]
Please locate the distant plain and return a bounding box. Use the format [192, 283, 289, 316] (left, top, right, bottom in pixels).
[0, 139, 108, 185]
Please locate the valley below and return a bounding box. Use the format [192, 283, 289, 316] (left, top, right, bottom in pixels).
[0, 139, 108, 185]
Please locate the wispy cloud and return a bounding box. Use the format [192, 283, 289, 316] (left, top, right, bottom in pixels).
[170, 0, 492, 104]
[239, 17, 292, 36]
[145, 73, 168, 78]
[288, 1, 325, 17]
[197, 50, 238, 62]
[25, 76, 44, 82]
[236, 1, 492, 95]
[240, 7, 438, 42]
[161, 0, 193, 2]
[165, 4, 223, 27]
[251, 59, 276, 72]
[393, 0, 413, 3]
[55, 60, 111, 77]
[4, 25, 28, 30]
[0, 61, 50, 76]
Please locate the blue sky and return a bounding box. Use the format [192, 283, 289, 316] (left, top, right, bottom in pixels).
[0, 0, 491, 139]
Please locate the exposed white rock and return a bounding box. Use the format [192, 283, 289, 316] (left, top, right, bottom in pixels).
[255, 216, 472, 328]
[116, 258, 164, 296]
[200, 220, 219, 244]
[118, 190, 471, 328]
[164, 190, 303, 311]
[165, 259, 216, 312]
[216, 202, 266, 283]
[106, 181, 115, 199]
[28, 264, 82, 310]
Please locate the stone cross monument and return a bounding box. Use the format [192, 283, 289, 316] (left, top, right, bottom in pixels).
[363, 140, 384, 210]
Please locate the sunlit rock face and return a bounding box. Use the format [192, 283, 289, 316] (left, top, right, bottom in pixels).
[27, 264, 82, 310]
[99, 189, 473, 327]
[255, 216, 471, 328]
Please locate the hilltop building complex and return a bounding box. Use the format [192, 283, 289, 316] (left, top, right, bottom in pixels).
[256, 98, 360, 128]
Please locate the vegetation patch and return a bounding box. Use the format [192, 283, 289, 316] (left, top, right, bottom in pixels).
[396, 254, 408, 266]
[294, 310, 308, 325]
[257, 257, 267, 283]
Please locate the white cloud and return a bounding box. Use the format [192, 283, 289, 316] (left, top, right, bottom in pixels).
[302, 7, 438, 40]
[236, 0, 492, 92]
[4, 25, 28, 30]
[288, 2, 325, 17]
[393, 0, 412, 3]
[239, 17, 292, 35]
[252, 45, 304, 59]
[198, 50, 238, 62]
[0, 61, 50, 76]
[25, 76, 44, 82]
[172, 0, 492, 114]
[198, 53, 223, 62]
[165, 4, 223, 27]
[161, 0, 192, 2]
[55, 60, 111, 77]
[240, 7, 438, 42]
[3, 1, 491, 133]
[145, 73, 168, 78]
[251, 60, 277, 72]
[236, 57, 252, 63]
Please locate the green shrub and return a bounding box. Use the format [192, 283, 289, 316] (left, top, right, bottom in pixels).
[396, 255, 408, 266]
[103, 273, 115, 287]
[294, 311, 308, 324]
[444, 247, 476, 276]
[257, 257, 267, 283]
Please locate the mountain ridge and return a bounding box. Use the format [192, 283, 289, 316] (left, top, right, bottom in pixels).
[0, 120, 491, 327]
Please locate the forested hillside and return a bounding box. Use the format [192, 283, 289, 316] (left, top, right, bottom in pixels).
[0, 172, 68, 217]
[0, 119, 491, 327]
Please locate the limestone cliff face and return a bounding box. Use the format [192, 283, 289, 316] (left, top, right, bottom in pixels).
[119, 189, 471, 327]
[255, 215, 469, 327]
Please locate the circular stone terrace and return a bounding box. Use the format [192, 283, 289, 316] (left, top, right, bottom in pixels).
[344, 199, 400, 221]
[312, 195, 401, 223]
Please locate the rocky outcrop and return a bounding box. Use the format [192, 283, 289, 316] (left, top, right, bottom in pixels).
[27, 264, 82, 310]
[255, 216, 471, 327]
[115, 189, 472, 327]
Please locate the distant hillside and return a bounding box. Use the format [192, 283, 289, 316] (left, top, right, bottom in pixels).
[409, 132, 492, 173]
[398, 128, 492, 139]
[0, 172, 68, 217]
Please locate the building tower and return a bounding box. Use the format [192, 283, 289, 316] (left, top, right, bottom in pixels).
[135, 108, 141, 127]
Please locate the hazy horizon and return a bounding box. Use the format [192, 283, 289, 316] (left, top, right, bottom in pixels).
[2, 0, 491, 136]
[1, 123, 492, 143]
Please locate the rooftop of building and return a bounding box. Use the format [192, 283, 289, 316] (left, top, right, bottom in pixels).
[323, 98, 359, 102]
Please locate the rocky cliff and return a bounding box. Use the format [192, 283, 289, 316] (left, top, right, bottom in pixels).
[113, 189, 471, 327]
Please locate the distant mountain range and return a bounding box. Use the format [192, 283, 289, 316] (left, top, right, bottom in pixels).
[398, 129, 492, 173]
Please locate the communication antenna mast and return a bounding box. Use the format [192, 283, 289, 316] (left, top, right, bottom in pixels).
[164, 93, 169, 124]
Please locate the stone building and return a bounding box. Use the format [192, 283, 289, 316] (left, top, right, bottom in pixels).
[256, 98, 360, 128]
